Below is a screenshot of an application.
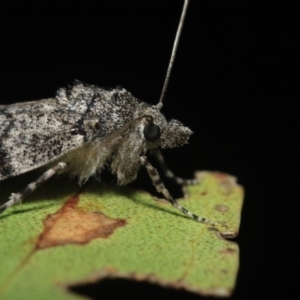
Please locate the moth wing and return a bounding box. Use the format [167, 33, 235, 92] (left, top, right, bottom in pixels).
[0, 98, 100, 181]
[0, 97, 59, 112]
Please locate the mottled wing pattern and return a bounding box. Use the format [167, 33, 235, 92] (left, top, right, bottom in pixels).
[0, 83, 139, 181]
[0, 98, 87, 180]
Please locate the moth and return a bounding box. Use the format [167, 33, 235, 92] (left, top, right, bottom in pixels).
[0, 0, 216, 226]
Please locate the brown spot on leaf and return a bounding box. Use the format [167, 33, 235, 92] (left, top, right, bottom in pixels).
[215, 204, 229, 212]
[214, 172, 237, 195]
[36, 195, 126, 249]
[220, 248, 237, 255]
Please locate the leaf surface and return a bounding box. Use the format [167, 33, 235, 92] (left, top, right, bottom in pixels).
[0, 171, 243, 299]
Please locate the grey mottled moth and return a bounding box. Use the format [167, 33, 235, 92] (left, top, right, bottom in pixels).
[0, 0, 217, 225]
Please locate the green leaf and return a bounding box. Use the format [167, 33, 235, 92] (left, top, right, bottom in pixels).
[0, 171, 243, 299]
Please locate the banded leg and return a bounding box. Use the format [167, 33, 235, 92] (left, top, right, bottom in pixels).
[0, 162, 66, 215]
[153, 150, 197, 185]
[140, 156, 216, 225]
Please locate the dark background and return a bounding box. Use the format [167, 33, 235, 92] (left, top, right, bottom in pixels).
[0, 1, 296, 299]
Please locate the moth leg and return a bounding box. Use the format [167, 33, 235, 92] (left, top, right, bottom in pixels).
[140, 156, 217, 225]
[0, 162, 66, 215]
[153, 149, 198, 185]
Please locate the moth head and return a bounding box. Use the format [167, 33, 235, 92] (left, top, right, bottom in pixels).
[159, 119, 193, 149]
[137, 104, 193, 149]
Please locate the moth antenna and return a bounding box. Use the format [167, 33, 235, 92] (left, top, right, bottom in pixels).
[157, 0, 189, 109]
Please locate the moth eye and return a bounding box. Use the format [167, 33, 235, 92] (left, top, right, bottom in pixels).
[144, 124, 161, 142]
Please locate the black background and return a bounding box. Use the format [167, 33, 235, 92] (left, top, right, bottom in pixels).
[1, 1, 296, 299]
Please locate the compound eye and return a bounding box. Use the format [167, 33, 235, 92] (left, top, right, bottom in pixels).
[144, 124, 161, 142]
